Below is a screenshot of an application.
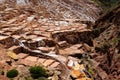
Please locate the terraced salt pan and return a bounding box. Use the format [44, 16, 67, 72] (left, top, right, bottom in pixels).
[0, 35, 9, 40]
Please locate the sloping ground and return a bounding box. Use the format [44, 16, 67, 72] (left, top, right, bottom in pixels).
[0, 0, 119, 80]
[92, 3, 120, 80]
[0, 0, 102, 22]
[92, 0, 119, 9]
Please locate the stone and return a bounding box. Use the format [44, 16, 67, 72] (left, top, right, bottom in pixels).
[54, 27, 61, 31]
[60, 48, 85, 55]
[77, 24, 87, 31]
[52, 75, 59, 80]
[71, 69, 86, 79]
[43, 59, 54, 67]
[49, 62, 60, 68]
[71, 28, 76, 31]
[1, 28, 10, 31]
[47, 28, 55, 32]
[73, 49, 85, 54]
[90, 59, 100, 68]
[74, 63, 85, 71]
[48, 47, 55, 51]
[34, 27, 40, 30]
[41, 25, 50, 29]
[68, 56, 80, 61]
[27, 15, 35, 22]
[10, 27, 20, 30]
[54, 71, 61, 75]
[38, 47, 50, 53]
[60, 26, 69, 30]
[41, 32, 51, 38]
[70, 70, 81, 78]
[52, 31, 62, 34]
[17, 53, 28, 59]
[39, 27, 47, 31]
[67, 60, 74, 68]
[83, 43, 91, 52]
[8, 46, 22, 53]
[32, 37, 46, 41]
[0, 35, 9, 41]
[58, 41, 67, 45]
[0, 31, 4, 33]
[57, 55, 67, 62]
[64, 48, 74, 54]
[18, 25, 26, 29]
[7, 18, 17, 24]
[70, 46, 78, 50]
[32, 24, 38, 28]
[18, 59, 36, 66]
[37, 58, 46, 63]
[70, 44, 83, 49]
[26, 35, 38, 39]
[96, 67, 108, 80]
[4, 31, 12, 35]
[59, 49, 69, 55]
[33, 31, 41, 35]
[12, 35, 21, 39]
[58, 41, 69, 48]
[7, 51, 18, 60]
[25, 56, 38, 62]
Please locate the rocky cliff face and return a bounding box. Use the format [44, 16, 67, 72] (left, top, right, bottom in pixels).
[0, 0, 102, 22]
[92, 3, 120, 80]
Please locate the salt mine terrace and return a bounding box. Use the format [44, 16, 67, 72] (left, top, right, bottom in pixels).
[0, 7, 92, 80]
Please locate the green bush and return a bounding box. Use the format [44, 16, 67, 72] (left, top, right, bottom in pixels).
[29, 66, 47, 79]
[7, 69, 19, 78]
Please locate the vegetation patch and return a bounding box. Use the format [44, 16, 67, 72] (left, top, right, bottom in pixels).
[7, 69, 19, 78]
[29, 66, 47, 79]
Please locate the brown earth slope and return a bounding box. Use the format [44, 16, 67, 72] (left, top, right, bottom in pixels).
[0, 0, 102, 22]
[92, 3, 120, 80]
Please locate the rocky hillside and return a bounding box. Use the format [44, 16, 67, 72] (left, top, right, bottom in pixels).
[91, 3, 120, 80]
[92, 0, 119, 9]
[0, 0, 102, 22]
[0, 0, 120, 80]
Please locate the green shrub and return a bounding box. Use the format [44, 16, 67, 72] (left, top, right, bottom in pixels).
[7, 69, 19, 78]
[29, 66, 47, 79]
